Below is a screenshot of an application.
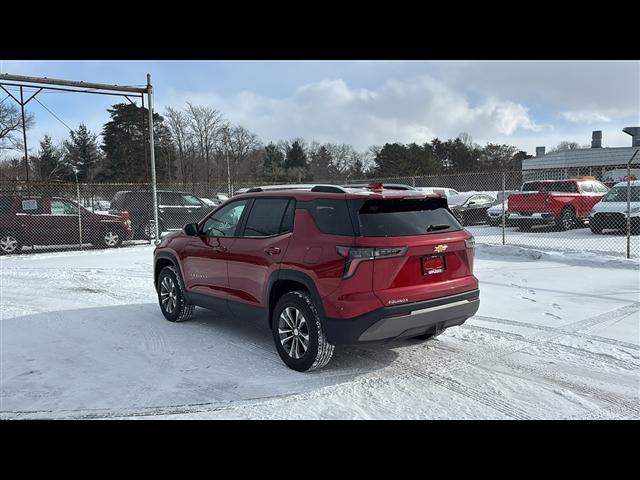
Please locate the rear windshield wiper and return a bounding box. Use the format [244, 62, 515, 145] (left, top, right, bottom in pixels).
[425, 224, 451, 232]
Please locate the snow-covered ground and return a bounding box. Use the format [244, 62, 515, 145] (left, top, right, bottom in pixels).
[1, 243, 638, 419]
[469, 224, 640, 258]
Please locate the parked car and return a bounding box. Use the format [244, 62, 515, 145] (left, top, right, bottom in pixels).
[0, 194, 133, 254]
[343, 183, 417, 191]
[486, 191, 517, 226]
[108, 190, 216, 240]
[417, 187, 460, 198]
[153, 183, 479, 372]
[589, 180, 640, 235]
[507, 178, 608, 231]
[447, 193, 498, 226]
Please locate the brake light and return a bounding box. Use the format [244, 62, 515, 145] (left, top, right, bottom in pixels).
[336, 246, 407, 279]
[465, 237, 475, 249]
[121, 210, 131, 229]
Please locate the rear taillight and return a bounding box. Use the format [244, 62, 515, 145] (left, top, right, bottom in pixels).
[121, 210, 131, 229]
[336, 246, 407, 279]
[465, 237, 475, 249]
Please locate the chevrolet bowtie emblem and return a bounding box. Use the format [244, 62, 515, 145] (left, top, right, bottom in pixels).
[434, 244, 448, 253]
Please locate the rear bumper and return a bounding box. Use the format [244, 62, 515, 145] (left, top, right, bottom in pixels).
[323, 289, 480, 344]
[508, 212, 556, 225]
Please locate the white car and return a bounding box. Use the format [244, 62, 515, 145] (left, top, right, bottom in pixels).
[589, 180, 640, 234]
[417, 187, 460, 198]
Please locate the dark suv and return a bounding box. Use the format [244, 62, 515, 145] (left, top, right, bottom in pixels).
[109, 190, 215, 240]
[153, 184, 480, 371]
[0, 194, 133, 254]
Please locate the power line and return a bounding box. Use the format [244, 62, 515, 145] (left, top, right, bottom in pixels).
[33, 97, 74, 132]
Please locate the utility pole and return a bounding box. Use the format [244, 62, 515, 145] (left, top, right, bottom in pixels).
[20, 86, 29, 183]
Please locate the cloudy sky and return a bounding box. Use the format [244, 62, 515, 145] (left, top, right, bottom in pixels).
[1, 60, 638, 157]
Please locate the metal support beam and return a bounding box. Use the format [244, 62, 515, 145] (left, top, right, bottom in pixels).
[0, 73, 147, 94]
[20, 87, 29, 183]
[147, 74, 160, 244]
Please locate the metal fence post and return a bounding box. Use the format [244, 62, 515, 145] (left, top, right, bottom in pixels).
[75, 172, 82, 250]
[501, 172, 506, 245]
[626, 150, 638, 259]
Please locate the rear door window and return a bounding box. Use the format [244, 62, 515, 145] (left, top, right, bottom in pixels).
[357, 198, 461, 237]
[160, 192, 183, 207]
[541, 182, 578, 193]
[242, 198, 291, 237]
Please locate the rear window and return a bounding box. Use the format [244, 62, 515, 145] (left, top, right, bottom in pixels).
[357, 198, 461, 237]
[521, 182, 541, 191]
[540, 182, 578, 193]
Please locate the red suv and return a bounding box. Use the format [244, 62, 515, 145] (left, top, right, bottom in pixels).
[0, 194, 133, 254]
[153, 184, 480, 371]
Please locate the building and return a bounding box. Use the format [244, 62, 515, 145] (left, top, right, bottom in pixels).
[522, 127, 640, 184]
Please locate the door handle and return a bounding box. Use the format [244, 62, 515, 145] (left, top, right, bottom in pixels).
[212, 246, 228, 254]
[264, 246, 281, 255]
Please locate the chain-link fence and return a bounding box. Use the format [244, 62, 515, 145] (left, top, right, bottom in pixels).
[1, 162, 638, 258]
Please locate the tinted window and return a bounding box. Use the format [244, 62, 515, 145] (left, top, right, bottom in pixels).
[540, 182, 578, 193]
[304, 199, 355, 236]
[243, 198, 291, 237]
[160, 192, 182, 206]
[202, 200, 248, 237]
[110, 192, 127, 210]
[280, 200, 295, 233]
[521, 182, 541, 191]
[358, 198, 461, 237]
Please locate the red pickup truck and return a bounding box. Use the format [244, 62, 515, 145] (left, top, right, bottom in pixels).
[507, 179, 609, 231]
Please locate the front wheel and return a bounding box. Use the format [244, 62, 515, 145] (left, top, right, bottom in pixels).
[0, 231, 22, 255]
[272, 291, 334, 372]
[157, 266, 194, 322]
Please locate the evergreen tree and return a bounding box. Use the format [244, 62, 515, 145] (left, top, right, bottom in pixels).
[62, 124, 102, 181]
[37, 135, 63, 180]
[100, 103, 174, 183]
[263, 142, 285, 182]
[309, 145, 338, 181]
[284, 140, 307, 170]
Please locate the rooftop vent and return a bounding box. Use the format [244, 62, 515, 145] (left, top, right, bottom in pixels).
[623, 127, 640, 147]
[536, 146, 545, 157]
[591, 130, 602, 148]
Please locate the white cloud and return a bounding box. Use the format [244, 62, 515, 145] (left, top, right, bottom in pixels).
[560, 110, 612, 124]
[160, 74, 543, 151]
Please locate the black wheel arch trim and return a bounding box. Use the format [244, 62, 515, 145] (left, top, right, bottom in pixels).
[154, 251, 185, 291]
[266, 269, 327, 328]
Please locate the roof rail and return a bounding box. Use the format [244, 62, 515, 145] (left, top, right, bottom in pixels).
[310, 185, 348, 193]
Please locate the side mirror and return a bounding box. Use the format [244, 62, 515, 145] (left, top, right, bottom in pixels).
[184, 223, 199, 236]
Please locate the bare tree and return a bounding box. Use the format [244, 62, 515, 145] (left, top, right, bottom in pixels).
[0, 102, 35, 152]
[222, 125, 261, 191]
[185, 103, 225, 184]
[165, 107, 193, 183]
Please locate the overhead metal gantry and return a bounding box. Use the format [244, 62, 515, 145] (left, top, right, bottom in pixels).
[0, 72, 161, 241]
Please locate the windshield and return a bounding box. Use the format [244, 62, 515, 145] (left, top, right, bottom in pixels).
[602, 185, 640, 202]
[447, 194, 473, 206]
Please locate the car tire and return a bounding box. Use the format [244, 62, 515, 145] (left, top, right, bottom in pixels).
[99, 228, 123, 248]
[556, 207, 576, 231]
[589, 224, 603, 234]
[142, 219, 164, 241]
[157, 266, 194, 322]
[0, 231, 22, 255]
[272, 291, 334, 372]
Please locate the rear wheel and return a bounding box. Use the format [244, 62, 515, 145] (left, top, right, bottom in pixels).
[0, 231, 22, 255]
[556, 207, 576, 231]
[99, 229, 123, 248]
[272, 291, 334, 372]
[589, 223, 603, 234]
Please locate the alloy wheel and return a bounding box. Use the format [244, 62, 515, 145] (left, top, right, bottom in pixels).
[278, 306, 309, 359]
[160, 276, 177, 314]
[104, 231, 119, 247]
[0, 235, 18, 253]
